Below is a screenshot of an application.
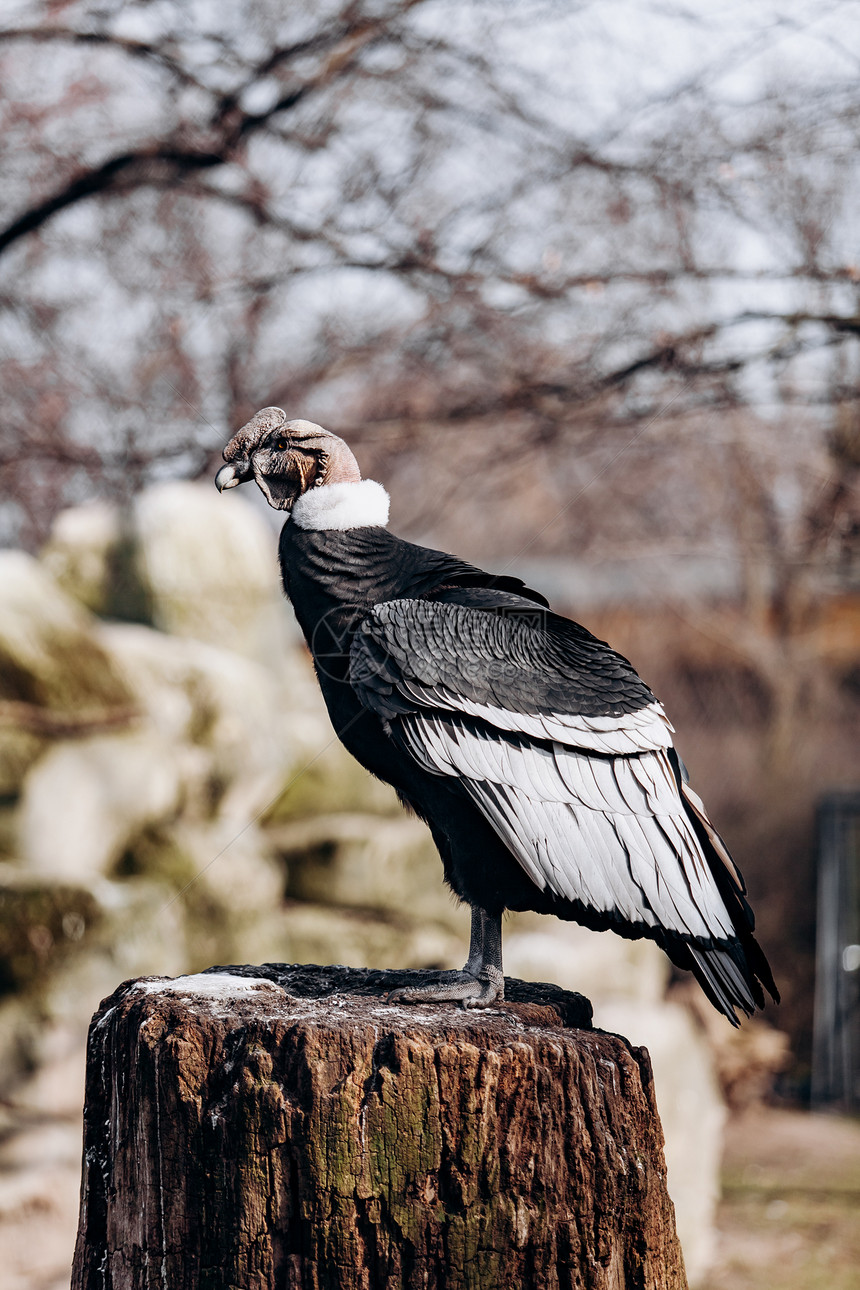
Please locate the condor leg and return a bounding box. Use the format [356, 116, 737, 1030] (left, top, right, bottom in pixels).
[387, 906, 504, 1008]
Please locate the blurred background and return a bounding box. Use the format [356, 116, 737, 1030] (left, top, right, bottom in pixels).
[1, 1, 859, 1286]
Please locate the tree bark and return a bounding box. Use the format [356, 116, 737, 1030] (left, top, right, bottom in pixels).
[72, 964, 687, 1290]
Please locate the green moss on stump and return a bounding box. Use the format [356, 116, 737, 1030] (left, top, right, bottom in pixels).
[73, 967, 687, 1290]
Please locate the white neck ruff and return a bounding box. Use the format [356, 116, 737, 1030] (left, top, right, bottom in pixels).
[290, 479, 390, 531]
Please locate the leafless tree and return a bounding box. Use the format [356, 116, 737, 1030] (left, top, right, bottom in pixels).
[1, 0, 858, 761]
[1, 0, 858, 555]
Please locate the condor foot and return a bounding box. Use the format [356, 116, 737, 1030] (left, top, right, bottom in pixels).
[387, 966, 504, 1009]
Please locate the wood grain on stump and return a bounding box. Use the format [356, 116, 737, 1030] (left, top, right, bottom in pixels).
[72, 964, 687, 1290]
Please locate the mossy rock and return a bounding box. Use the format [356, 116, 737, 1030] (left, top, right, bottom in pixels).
[244, 900, 465, 973]
[268, 811, 460, 929]
[0, 865, 102, 997]
[0, 552, 133, 718]
[0, 728, 45, 797]
[113, 825, 241, 970]
[40, 500, 152, 622]
[113, 823, 289, 973]
[115, 825, 199, 888]
[0, 872, 190, 1090]
[264, 743, 401, 823]
[0, 796, 20, 859]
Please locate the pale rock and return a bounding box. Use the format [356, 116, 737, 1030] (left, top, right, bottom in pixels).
[0, 553, 133, 793]
[0, 729, 44, 799]
[133, 481, 295, 667]
[39, 501, 122, 616]
[246, 900, 464, 974]
[45, 876, 188, 1024]
[0, 866, 187, 1087]
[687, 997, 790, 1110]
[122, 820, 289, 970]
[17, 733, 184, 878]
[0, 800, 17, 860]
[268, 812, 458, 928]
[176, 821, 284, 915]
[97, 622, 312, 825]
[95, 623, 202, 746]
[505, 916, 670, 1004]
[265, 737, 402, 822]
[83, 872, 188, 980]
[0, 552, 131, 712]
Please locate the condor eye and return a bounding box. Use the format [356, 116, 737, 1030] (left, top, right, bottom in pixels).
[274, 438, 289, 451]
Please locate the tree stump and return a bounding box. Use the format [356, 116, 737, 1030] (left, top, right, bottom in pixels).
[72, 964, 687, 1290]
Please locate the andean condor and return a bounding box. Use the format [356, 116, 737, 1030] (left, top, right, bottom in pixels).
[216, 407, 778, 1024]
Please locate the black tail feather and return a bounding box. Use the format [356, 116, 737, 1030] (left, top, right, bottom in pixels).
[668, 748, 779, 1018]
[686, 944, 757, 1025]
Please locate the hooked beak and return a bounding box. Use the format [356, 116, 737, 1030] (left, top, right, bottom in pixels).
[215, 460, 251, 492]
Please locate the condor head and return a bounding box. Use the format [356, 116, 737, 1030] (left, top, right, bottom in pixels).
[215, 407, 361, 511]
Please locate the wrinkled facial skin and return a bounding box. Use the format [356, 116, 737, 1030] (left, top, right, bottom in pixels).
[250, 438, 322, 511]
[215, 407, 328, 511]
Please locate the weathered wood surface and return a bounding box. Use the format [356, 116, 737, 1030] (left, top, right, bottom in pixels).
[72, 964, 687, 1290]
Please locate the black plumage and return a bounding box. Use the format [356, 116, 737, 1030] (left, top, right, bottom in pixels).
[217, 411, 779, 1023]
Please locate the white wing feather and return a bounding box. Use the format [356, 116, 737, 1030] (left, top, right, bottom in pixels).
[443, 696, 674, 755]
[400, 712, 733, 942]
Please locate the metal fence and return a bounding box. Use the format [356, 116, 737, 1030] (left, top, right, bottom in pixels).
[812, 793, 860, 1111]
